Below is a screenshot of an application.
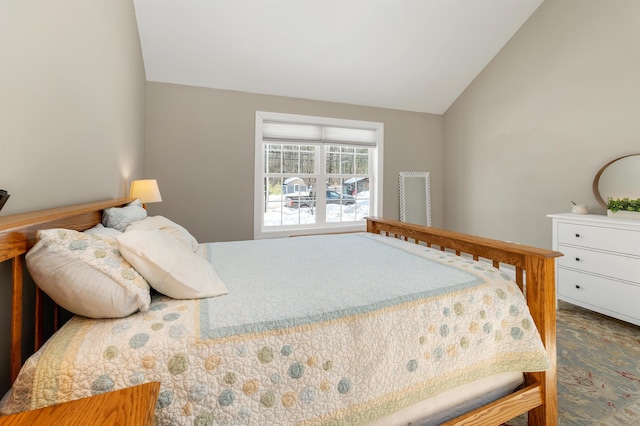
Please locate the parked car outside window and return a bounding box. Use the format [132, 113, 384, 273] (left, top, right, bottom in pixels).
[285, 190, 355, 208]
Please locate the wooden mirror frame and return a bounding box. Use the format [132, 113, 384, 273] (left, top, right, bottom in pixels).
[592, 153, 640, 208]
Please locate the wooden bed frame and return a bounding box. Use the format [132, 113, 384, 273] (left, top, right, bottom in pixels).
[0, 199, 561, 425]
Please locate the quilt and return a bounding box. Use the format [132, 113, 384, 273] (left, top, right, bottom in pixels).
[0, 233, 550, 425]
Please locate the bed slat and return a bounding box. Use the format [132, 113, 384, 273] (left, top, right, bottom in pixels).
[10, 256, 22, 383]
[34, 287, 45, 351]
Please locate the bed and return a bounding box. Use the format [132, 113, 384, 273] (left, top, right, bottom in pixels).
[0, 198, 561, 425]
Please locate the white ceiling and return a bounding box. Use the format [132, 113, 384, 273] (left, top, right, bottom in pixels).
[133, 0, 542, 114]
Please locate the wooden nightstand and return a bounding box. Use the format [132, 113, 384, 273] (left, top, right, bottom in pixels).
[0, 382, 160, 426]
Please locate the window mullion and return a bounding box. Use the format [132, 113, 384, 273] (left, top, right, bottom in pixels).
[315, 144, 327, 224]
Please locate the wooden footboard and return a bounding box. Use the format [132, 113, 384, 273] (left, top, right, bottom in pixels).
[367, 217, 562, 426]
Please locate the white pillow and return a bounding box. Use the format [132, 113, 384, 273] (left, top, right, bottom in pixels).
[102, 199, 147, 232]
[26, 229, 151, 318]
[117, 230, 228, 299]
[125, 216, 199, 252]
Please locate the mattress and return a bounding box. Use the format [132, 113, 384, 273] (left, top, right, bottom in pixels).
[370, 370, 524, 425]
[0, 233, 549, 424]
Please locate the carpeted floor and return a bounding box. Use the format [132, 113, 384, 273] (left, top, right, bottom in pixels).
[505, 301, 640, 426]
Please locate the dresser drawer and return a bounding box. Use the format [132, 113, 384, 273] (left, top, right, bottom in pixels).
[558, 222, 640, 255]
[558, 244, 640, 284]
[558, 268, 640, 321]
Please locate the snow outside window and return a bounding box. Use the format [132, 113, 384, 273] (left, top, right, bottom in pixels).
[254, 112, 384, 239]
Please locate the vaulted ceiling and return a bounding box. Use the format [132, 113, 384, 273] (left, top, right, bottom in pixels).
[133, 0, 542, 114]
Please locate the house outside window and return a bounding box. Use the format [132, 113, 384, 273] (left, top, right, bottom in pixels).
[254, 112, 384, 239]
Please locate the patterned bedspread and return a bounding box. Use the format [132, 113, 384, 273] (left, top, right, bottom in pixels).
[0, 233, 550, 425]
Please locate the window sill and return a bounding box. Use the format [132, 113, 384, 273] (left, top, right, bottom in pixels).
[256, 222, 367, 239]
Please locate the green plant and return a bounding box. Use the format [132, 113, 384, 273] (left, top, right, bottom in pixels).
[267, 183, 282, 196]
[607, 197, 640, 213]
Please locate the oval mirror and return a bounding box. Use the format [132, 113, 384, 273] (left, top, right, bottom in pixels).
[593, 154, 640, 208]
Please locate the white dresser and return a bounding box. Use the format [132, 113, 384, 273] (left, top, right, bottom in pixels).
[548, 213, 640, 326]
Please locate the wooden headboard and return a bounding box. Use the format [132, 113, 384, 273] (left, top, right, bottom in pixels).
[0, 198, 131, 383]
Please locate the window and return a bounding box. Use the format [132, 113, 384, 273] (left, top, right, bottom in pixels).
[254, 112, 383, 238]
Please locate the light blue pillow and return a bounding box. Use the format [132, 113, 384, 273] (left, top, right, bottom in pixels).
[102, 199, 147, 232]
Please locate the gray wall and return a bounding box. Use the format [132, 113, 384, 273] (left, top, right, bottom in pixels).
[443, 0, 640, 249]
[0, 0, 146, 394]
[145, 82, 444, 243]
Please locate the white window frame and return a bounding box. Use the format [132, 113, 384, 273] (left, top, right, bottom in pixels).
[254, 111, 384, 239]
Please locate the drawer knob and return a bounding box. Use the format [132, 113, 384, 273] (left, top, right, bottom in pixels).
[575, 285, 581, 289]
[575, 257, 581, 262]
[575, 233, 581, 238]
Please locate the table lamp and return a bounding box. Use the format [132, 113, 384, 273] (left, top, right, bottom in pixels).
[129, 179, 162, 208]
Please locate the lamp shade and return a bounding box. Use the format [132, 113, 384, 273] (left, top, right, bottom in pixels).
[129, 179, 162, 204]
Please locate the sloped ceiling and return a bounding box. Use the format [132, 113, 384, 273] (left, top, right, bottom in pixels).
[134, 0, 542, 114]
